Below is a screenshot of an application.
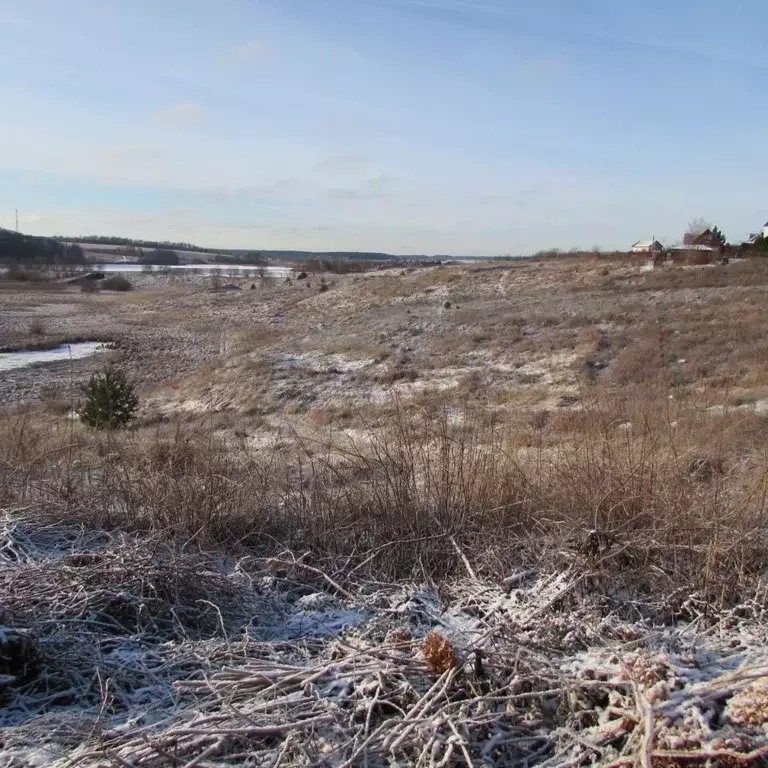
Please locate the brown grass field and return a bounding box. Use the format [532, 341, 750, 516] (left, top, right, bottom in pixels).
[4, 256, 768, 765]
[5, 257, 768, 595]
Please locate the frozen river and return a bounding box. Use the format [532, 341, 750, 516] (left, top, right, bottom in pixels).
[0, 342, 106, 373]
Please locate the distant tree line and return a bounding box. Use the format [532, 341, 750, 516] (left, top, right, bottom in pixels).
[64, 236, 265, 263]
[273, 250, 395, 262]
[59, 238, 405, 263]
[59, 235, 215, 253]
[0, 228, 85, 265]
[63, 236, 268, 266]
[305, 257, 381, 274]
[321, 251, 390, 261]
[138, 248, 180, 266]
[132, 249, 269, 267]
[210, 252, 267, 266]
[50, 236, 455, 264]
[291, 251, 392, 262]
[527, 248, 629, 260]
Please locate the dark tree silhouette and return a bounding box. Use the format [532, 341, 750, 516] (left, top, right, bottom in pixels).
[138, 249, 180, 265]
[0, 229, 86, 266]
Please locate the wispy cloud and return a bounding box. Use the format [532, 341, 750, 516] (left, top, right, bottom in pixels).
[314, 154, 370, 173]
[102, 146, 166, 163]
[325, 175, 396, 201]
[193, 178, 299, 201]
[152, 103, 204, 124]
[215, 40, 271, 71]
[5, 0, 767, 253]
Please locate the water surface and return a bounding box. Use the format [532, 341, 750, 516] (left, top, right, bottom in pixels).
[98, 263, 293, 277]
[0, 342, 106, 373]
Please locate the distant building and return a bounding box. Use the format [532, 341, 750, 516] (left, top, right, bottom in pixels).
[630, 239, 663, 254]
[669, 229, 724, 263]
[668, 244, 720, 264]
[682, 229, 723, 250]
[744, 221, 768, 246]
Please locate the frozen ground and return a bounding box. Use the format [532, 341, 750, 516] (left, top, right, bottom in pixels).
[2, 511, 768, 766]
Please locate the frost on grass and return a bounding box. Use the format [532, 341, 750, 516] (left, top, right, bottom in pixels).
[2, 511, 768, 766]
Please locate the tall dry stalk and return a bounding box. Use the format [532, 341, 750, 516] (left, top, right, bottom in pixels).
[2, 384, 768, 602]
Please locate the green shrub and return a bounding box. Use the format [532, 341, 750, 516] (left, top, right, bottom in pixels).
[77, 366, 138, 430]
[101, 276, 133, 292]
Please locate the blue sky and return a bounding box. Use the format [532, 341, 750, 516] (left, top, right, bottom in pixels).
[1, 0, 767, 254]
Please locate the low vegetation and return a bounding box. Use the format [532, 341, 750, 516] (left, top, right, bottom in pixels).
[0, 383, 764, 604]
[4, 254, 768, 765]
[76, 366, 138, 429]
[100, 275, 133, 292]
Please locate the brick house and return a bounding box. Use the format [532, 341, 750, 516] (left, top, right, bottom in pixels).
[682, 229, 724, 250]
[669, 229, 724, 264]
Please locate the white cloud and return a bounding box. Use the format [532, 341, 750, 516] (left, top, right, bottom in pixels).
[314, 154, 370, 173]
[325, 175, 396, 201]
[152, 103, 204, 124]
[192, 178, 300, 201]
[215, 40, 271, 71]
[102, 146, 166, 163]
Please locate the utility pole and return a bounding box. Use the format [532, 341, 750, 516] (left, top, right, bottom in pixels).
[15, 209, 18, 232]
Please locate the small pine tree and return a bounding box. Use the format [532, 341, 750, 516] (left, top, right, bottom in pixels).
[712, 226, 726, 246]
[77, 366, 138, 429]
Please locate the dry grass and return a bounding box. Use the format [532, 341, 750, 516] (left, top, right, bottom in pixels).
[2, 377, 768, 611]
[5, 256, 768, 605]
[7, 257, 768, 765]
[3, 507, 766, 767]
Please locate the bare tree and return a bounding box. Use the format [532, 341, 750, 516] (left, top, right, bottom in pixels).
[686, 218, 726, 246]
[686, 218, 712, 237]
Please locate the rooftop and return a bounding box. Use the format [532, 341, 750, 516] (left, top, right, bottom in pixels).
[669, 243, 718, 251]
